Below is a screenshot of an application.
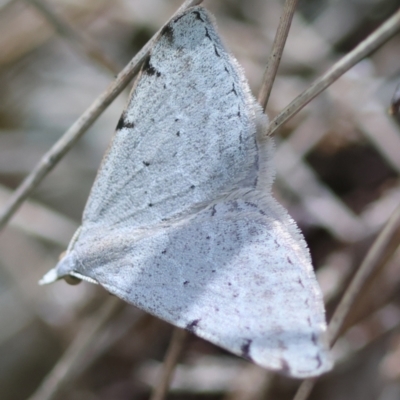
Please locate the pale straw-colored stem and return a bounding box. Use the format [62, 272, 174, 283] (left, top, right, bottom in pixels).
[266, 8, 400, 137]
[258, 0, 299, 110]
[150, 328, 188, 400]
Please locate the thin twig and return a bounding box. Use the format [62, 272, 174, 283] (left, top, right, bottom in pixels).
[328, 206, 400, 345]
[150, 328, 188, 400]
[28, 297, 123, 400]
[0, 0, 203, 233]
[293, 201, 400, 400]
[24, 0, 121, 74]
[258, 0, 298, 110]
[266, 8, 400, 137]
[292, 378, 317, 400]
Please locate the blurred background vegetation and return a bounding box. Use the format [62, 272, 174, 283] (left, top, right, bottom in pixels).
[0, 0, 400, 399]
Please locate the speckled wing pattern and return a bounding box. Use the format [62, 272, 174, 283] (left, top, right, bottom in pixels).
[40, 6, 332, 378]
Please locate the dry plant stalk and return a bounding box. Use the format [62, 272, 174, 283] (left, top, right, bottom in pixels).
[293, 201, 400, 400]
[150, 328, 188, 400]
[266, 8, 400, 137]
[24, 0, 121, 74]
[258, 0, 299, 110]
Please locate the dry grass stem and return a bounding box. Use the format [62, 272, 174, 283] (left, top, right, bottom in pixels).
[293, 202, 400, 400]
[328, 205, 400, 345]
[24, 0, 121, 74]
[150, 328, 188, 400]
[266, 8, 400, 136]
[258, 0, 298, 110]
[292, 378, 317, 400]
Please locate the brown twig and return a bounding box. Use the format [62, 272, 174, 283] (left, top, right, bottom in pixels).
[150, 328, 188, 400]
[0, 0, 203, 233]
[266, 7, 400, 137]
[258, 0, 298, 111]
[292, 378, 317, 400]
[328, 206, 400, 345]
[24, 0, 121, 74]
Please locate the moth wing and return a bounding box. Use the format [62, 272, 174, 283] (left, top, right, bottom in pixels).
[60, 198, 331, 378]
[82, 7, 261, 231]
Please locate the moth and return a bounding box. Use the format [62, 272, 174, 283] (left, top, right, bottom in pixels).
[41, 6, 332, 378]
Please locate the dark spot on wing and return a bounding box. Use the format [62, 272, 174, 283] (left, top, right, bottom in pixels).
[224, 66, 229, 74]
[143, 161, 150, 166]
[214, 45, 220, 57]
[206, 236, 210, 240]
[161, 249, 167, 254]
[212, 269, 216, 273]
[297, 278, 304, 288]
[241, 339, 253, 360]
[163, 83, 167, 89]
[160, 24, 173, 41]
[186, 319, 200, 333]
[176, 131, 180, 137]
[116, 114, 134, 130]
[311, 333, 318, 345]
[278, 339, 288, 351]
[315, 355, 322, 368]
[148, 203, 153, 207]
[190, 185, 195, 189]
[287, 257, 293, 265]
[173, 14, 185, 23]
[183, 281, 189, 285]
[231, 84, 237, 96]
[205, 27, 212, 40]
[143, 56, 161, 77]
[245, 201, 258, 210]
[211, 205, 216, 216]
[193, 11, 204, 22]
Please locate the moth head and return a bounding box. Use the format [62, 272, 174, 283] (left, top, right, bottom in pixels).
[39, 251, 98, 286]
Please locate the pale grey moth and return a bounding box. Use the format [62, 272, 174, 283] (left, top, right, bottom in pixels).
[40, 6, 333, 378]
